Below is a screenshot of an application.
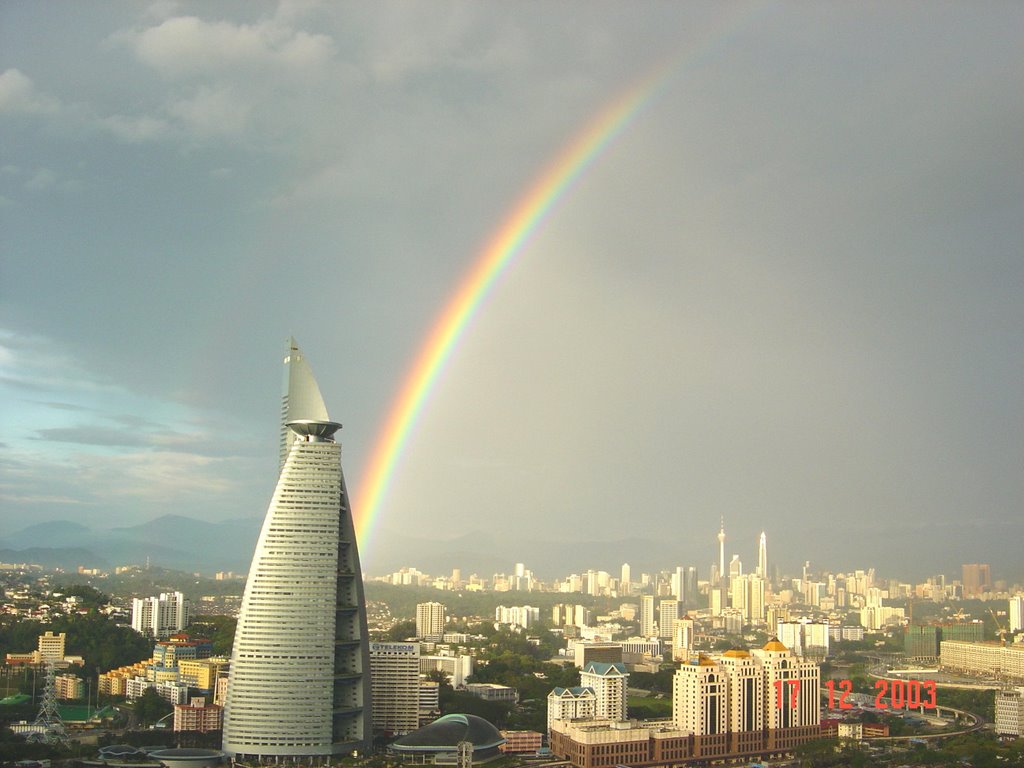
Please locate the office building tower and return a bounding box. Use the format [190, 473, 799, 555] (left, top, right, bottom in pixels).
[659, 600, 680, 640]
[757, 531, 767, 579]
[640, 595, 657, 638]
[1009, 596, 1023, 633]
[223, 340, 371, 759]
[730, 574, 766, 624]
[673, 656, 727, 736]
[685, 566, 699, 607]
[416, 602, 447, 642]
[131, 592, 190, 638]
[717, 518, 726, 586]
[962, 564, 992, 598]
[671, 618, 695, 661]
[580, 661, 628, 721]
[729, 555, 743, 579]
[369, 643, 421, 735]
[670, 567, 684, 601]
[620, 563, 631, 595]
[753, 639, 820, 730]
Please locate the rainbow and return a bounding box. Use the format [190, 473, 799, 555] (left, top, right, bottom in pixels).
[352, 66, 672, 551]
[352, 7, 762, 552]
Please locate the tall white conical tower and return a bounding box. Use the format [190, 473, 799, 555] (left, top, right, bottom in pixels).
[224, 340, 371, 760]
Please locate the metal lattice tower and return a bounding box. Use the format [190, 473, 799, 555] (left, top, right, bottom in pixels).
[457, 740, 473, 768]
[31, 663, 69, 745]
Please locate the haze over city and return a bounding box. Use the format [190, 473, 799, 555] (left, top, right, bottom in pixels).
[1, 3, 1022, 577]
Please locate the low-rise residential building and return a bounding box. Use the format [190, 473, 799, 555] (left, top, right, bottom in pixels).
[499, 730, 543, 754]
[465, 682, 517, 704]
[174, 696, 223, 732]
[54, 674, 84, 700]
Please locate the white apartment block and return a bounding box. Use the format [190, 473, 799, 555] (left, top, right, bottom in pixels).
[131, 592, 190, 638]
[658, 600, 679, 640]
[672, 619, 695, 661]
[777, 620, 830, 659]
[369, 642, 421, 735]
[126, 676, 189, 705]
[1010, 596, 1024, 633]
[580, 661, 628, 722]
[995, 687, 1024, 737]
[416, 602, 446, 641]
[547, 686, 597, 734]
[941, 641, 1024, 682]
[640, 595, 657, 637]
[495, 605, 539, 629]
[419, 653, 473, 688]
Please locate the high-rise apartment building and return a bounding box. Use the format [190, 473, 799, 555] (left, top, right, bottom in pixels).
[416, 602, 447, 641]
[658, 600, 679, 640]
[369, 643, 421, 735]
[579, 661, 628, 721]
[223, 340, 371, 760]
[131, 592, 190, 638]
[547, 687, 597, 733]
[671, 618, 695, 661]
[1010, 596, 1024, 633]
[640, 595, 656, 638]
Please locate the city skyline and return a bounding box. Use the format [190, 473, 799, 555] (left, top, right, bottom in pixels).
[2, 4, 1023, 573]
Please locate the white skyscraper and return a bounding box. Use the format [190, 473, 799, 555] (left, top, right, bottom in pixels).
[131, 592, 190, 638]
[1010, 596, 1024, 633]
[416, 602, 447, 641]
[658, 599, 679, 640]
[223, 340, 370, 759]
[640, 595, 657, 638]
[717, 518, 726, 586]
[757, 531, 768, 579]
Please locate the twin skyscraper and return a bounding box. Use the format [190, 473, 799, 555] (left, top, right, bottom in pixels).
[222, 339, 372, 760]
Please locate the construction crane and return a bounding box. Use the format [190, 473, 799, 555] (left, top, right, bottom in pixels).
[988, 608, 1009, 646]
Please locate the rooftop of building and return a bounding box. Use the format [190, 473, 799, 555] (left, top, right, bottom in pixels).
[392, 713, 505, 752]
[582, 661, 627, 675]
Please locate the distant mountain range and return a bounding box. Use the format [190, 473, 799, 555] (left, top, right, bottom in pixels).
[1, 515, 1020, 583]
[0, 515, 261, 574]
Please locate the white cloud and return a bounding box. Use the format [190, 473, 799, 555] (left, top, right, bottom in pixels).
[0, 69, 59, 114]
[128, 14, 335, 78]
[166, 86, 251, 138]
[99, 113, 171, 143]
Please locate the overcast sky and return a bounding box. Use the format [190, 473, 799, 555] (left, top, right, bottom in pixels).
[1, 2, 1022, 576]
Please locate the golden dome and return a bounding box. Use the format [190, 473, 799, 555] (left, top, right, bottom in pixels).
[762, 637, 789, 652]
